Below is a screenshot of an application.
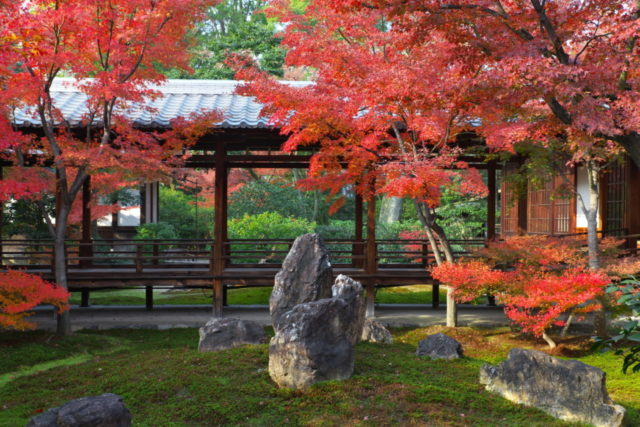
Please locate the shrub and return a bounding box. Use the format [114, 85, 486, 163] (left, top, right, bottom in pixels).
[0, 270, 69, 330]
[432, 236, 613, 348]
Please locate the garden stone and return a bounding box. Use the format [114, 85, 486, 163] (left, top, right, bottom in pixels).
[361, 319, 393, 344]
[416, 333, 463, 359]
[480, 348, 625, 427]
[332, 274, 366, 345]
[270, 233, 333, 330]
[27, 393, 131, 427]
[198, 317, 265, 352]
[269, 298, 355, 389]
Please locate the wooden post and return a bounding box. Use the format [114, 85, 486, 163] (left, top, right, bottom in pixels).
[354, 194, 364, 268]
[145, 286, 153, 310]
[80, 289, 90, 307]
[487, 162, 497, 240]
[365, 196, 377, 318]
[80, 176, 93, 268]
[135, 245, 143, 273]
[0, 166, 3, 267]
[212, 141, 228, 318]
[432, 284, 440, 309]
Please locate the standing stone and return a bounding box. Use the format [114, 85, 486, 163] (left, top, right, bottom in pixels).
[480, 349, 625, 427]
[270, 234, 333, 330]
[27, 393, 131, 427]
[332, 274, 366, 345]
[198, 317, 265, 352]
[269, 298, 354, 389]
[416, 333, 463, 360]
[361, 319, 393, 344]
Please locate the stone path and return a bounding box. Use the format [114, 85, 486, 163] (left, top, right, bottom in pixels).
[29, 304, 509, 331]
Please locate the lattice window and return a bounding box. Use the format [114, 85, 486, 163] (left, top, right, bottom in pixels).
[501, 179, 519, 236]
[527, 168, 574, 235]
[528, 179, 553, 234]
[605, 161, 628, 235]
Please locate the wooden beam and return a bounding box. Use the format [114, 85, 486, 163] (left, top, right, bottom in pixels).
[365, 195, 377, 318]
[487, 163, 497, 240]
[80, 176, 93, 268]
[145, 286, 153, 310]
[354, 195, 364, 268]
[212, 141, 228, 318]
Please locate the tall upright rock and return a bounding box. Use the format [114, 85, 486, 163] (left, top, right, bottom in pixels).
[332, 274, 366, 345]
[270, 233, 333, 330]
[268, 297, 355, 389]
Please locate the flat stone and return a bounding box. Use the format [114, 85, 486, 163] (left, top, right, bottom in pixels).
[270, 233, 333, 330]
[27, 393, 131, 427]
[480, 348, 625, 427]
[198, 317, 265, 352]
[361, 319, 393, 344]
[416, 333, 463, 359]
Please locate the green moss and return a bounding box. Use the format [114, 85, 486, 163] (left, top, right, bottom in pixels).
[1, 327, 638, 426]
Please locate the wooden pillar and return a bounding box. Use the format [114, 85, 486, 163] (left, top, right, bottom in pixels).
[145, 286, 154, 310]
[0, 166, 3, 267]
[517, 186, 528, 235]
[212, 141, 228, 318]
[80, 176, 93, 268]
[80, 289, 90, 307]
[365, 196, 377, 318]
[487, 163, 497, 240]
[353, 194, 364, 268]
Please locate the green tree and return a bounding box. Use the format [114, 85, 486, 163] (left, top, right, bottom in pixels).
[156, 186, 214, 239]
[169, 0, 285, 79]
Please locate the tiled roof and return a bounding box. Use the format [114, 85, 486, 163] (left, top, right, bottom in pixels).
[12, 78, 311, 129]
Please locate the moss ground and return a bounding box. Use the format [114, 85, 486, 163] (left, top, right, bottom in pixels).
[1, 326, 637, 427]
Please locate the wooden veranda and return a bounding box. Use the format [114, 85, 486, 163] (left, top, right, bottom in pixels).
[0, 80, 500, 317]
[0, 128, 497, 317]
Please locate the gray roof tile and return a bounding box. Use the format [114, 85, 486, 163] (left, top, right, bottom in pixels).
[12, 78, 310, 129]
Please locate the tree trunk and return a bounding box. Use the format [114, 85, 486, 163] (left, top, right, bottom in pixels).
[415, 200, 458, 327]
[378, 196, 402, 224]
[54, 203, 71, 336]
[617, 133, 640, 170]
[584, 163, 608, 337]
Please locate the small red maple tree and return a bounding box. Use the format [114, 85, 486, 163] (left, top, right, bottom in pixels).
[0, 270, 69, 331]
[0, 0, 220, 335]
[432, 236, 626, 348]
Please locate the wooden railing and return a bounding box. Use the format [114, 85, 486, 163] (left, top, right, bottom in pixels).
[0, 237, 487, 273]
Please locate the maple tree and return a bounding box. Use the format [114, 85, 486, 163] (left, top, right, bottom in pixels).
[0, 270, 69, 331]
[0, 0, 220, 335]
[233, 0, 492, 326]
[432, 235, 634, 348]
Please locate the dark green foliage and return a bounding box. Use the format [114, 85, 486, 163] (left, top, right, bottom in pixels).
[156, 186, 214, 239]
[435, 187, 488, 240]
[134, 222, 179, 241]
[167, 0, 285, 79]
[595, 278, 640, 374]
[2, 198, 53, 239]
[228, 180, 310, 219]
[228, 212, 316, 263]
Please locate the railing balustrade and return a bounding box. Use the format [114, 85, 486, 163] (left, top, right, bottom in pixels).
[0, 237, 488, 273]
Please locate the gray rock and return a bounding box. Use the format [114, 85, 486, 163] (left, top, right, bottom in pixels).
[416, 333, 463, 359]
[361, 319, 393, 344]
[27, 393, 131, 427]
[269, 298, 355, 389]
[198, 317, 265, 352]
[480, 348, 625, 427]
[270, 234, 333, 330]
[332, 274, 366, 345]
